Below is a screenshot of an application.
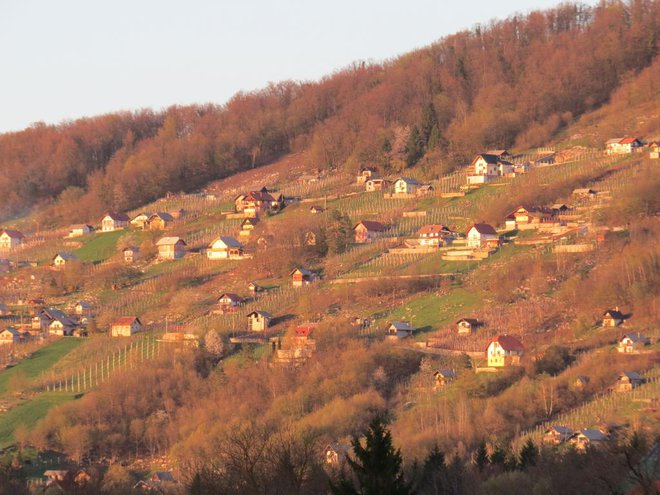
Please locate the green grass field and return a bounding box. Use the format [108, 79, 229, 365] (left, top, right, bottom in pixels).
[75, 230, 128, 263]
[0, 339, 82, 395]
[0, 392, 79, 447]
[378, 287, 481, 336]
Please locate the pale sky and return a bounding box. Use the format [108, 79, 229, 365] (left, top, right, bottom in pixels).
[0, 0, 597, 133]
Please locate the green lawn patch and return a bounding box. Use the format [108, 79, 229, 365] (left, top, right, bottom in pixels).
[378, 287, 481, 336]
[0, 339, 82, 395]
[0, 392, 79, 448]
[75, 230, 128, 263]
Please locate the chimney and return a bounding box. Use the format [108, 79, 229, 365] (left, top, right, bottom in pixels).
[615, 306, 619, 312]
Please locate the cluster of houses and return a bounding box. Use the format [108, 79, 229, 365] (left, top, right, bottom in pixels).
[603, 136, 659, 156]
[42, 468, 178, 493]
[234, 187, 285, 218]
[356, 167, 434, 197]
[0, 301, 94, 343]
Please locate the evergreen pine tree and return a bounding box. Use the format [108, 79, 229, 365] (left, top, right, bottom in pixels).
[405, 126, 424, 167]
[420, 103, 441, 151]
[331, 417, 412, 495]
[518, 438, 538, 470]
[417, 445, 447, 494]
[475, 440, 489, 472]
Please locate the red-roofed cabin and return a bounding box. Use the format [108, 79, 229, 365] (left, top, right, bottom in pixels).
[417, 224, 453, 247]
[486, 335, 524, 367]
[354, 220, 387, 243]
[111, 316, 142, 337]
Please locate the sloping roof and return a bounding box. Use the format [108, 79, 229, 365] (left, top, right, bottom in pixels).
[151, 471, 175, 482]
[42, 308, 76, 327]
[360, 166, 377, 173]
[53, 252, 78, 261]
[355, 220, 386, 232]
[291, 267, 315, 277]
[123, 245, 140, 253]
[622, 333, 648, 344]
[456, 318, 480, 326]
[156, 236, 186, 246]
[0, 327, 20, 337]
[244, 191, 276, 202]
[575, 429, 607, 441]
[389, 321, 415, 332]
[247, 310, 273, 318]
[620, 137, 641, 144]
[603, 308, 624, 320]
[0, 229, 25, 239]
[396, 177, 421, 185]
[149, 212, 174, 222]
[211, 236, 243, 249]
[474, 153, 501, 165]
[103, 212, 130, 222]
[468, 223, 498, 236]
[546, 425, 574, 436]
[434, 369, 456, 379]
[417, 224, 451, 235]
[606, 138, 624, 145]
[490, 335, 524, 352]
[112, 316, 141, 326]
[620, 371, 644, 381]
[295, 324, 316, 337]
[218, 293, 243, 303]
[486, 149, 510, 156]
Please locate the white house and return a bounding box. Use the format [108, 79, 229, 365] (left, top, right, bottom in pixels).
[486, 335, 524, 367]
[111, 316, 142, 337]
[0, 229, 25, 250]
[605, 137, 643, 155]
[101, 212, 130, 232]
[466, 224, 499, 248]
[53, 252, 78, 268]
[67, 224, 93, 238]
[617, 333, 650, 354]
[207, 236, 244, 260]
[393, 177, 421, 195]
[417, 224, 453, 247]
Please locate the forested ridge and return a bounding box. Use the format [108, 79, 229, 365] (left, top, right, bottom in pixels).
[1, 0, 658, 223]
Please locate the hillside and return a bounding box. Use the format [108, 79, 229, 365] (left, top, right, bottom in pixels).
[0, 1, 658, 227]
[0, 2, 658, 494]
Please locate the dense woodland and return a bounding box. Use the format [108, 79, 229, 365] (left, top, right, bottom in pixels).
[1, 0, 659, 224]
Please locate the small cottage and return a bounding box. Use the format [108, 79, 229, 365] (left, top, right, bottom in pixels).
[214, 293, 243, 314]
[240, 217, 259, 236]
[418, 224, 453, 247]
[207, 236, 243, 260]
[325, 444, 351, 467]
[357, 166, 378, 184]
[433, 369, 456, 388]
[0, 327, 22, 345]
[394, 177, 421, 195]
[471, 154, 500, 178]
[354, 220, 387, 243]
[309, 205, 325, 214]
[602, 307, 624, 327]
[248, 281, 264, 294]
[130, 212, 151, 230]
[156, 237, 186, 260]
[569, 429, 608, 452]
[466, 224, 499, 249]
[605, 137, 643, 155]
[0, 229, 25, 250]
[456, 318, 481, 335]
[148, 212, 174, 230]
[365, 178, 389, 192]
[486, 335, 524, 367]
[572, 188, 597, 198]
[618, 333, 650, 354]
[387, 321, 416, 339]
[649, 141, 660, 159]
[615, 371, 645, 392]
[123, 246, 140, 263]
[101, 212, 129, 232]
[74, 301, 92, 316]
[247, 311, 273, 332]
[305, 231, 317, 246]
[505, 205, 553, 229]
[543, 425, 574, 445]
[111, 316, 142, 337]
[53, 252, 78, 268]
[291, 268, 318, 287]
[572, 375, 590, 390]
[67, 224, 93, 238]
